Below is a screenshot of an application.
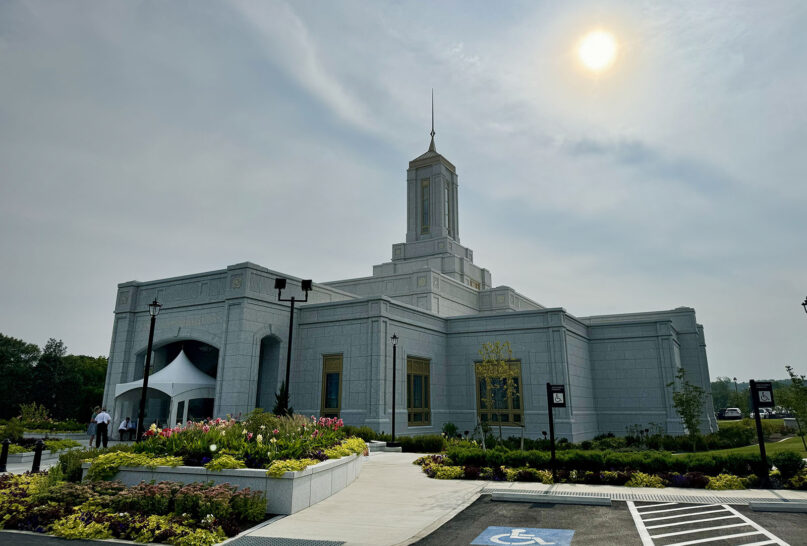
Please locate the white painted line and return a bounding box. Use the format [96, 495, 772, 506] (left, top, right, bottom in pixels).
[627, 501, 654, 546]
[736, 541, 777, 546]
[637, 502, 678, 510]
[650, 522, 753, 539]
[645, 515, 740, 530]
[640, 503, 721, 515]
[643, 508, 730, 522]
[722, 504, 789, 545]
[666, 531, 764, 545]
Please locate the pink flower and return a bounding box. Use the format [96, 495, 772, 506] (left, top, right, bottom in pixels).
[272, 429, 279, 435]
[202, 425, 210, 433]
[247, 432, 254, 441]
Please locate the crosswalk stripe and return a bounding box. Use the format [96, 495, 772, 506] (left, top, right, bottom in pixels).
[643, 508, 730, 522]
[666, 531, 764, 545]
[645, 515, 740, 530]
[650, 522, 752, 539]
[637, 502, 678, 510]
[640, 503, 721, 515]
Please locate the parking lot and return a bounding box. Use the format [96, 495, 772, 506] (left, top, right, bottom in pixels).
[415, 495, 805, 546]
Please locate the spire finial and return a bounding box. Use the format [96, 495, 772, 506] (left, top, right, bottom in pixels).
[428, 89, 436, 152]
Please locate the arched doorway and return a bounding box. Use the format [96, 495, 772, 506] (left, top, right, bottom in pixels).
[256, 335, 281, 411]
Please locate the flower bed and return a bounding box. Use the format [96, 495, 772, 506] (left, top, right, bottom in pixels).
[5, 439, 83, 464]
[0, 472, 266, 545]
[76, 413, 369, 514]
[414, 447, 807, 490]
[81, 451, 365, 514]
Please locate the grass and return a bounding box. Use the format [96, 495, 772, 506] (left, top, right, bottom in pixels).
[717, 418, 786, 429]
[693, 436, 807, 457]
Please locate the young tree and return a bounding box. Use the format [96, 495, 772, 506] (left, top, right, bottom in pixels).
[667, 367, 706, 451]
[782, 365, 807, 450]
[476, 341, 518, 441]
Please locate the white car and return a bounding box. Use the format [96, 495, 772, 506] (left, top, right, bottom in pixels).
[723, 408, 742, 420]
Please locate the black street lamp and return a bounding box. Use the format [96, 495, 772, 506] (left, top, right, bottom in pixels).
[388, 334, 400, 448]
[136, 298, 162, 442]
[733, 377, 738, 394]
[801, 296, 807, 315]
[276, 278, 312, 415]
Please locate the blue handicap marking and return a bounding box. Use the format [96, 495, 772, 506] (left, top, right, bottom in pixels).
[471, 526, 574, 546]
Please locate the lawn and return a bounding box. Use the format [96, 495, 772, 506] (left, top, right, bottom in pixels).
[717, 418, 786, 429]
[694, 436, 807, 457]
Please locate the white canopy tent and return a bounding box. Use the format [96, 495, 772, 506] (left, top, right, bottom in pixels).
[114, 349, 216, 426]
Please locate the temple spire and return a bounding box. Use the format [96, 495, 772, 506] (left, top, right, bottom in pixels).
[428, 89, 436, 152]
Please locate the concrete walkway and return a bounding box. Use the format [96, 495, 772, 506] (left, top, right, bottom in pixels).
[246, 452, 485, 546]
[246, 452, 807, 546]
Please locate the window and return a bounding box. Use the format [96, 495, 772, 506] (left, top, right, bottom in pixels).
[475, 360, 522, 424]
[407, 357, 430, 426]
[320, 354, 342, 418]
[421, 179, 430, 233]
[444, 184, 450, 233]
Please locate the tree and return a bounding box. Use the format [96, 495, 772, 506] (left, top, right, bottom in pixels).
[782, 365, 807, 450]
[0, 333, 41, 418]
[668, 367, 706, 451]
[476, 341, 518, 441]
[272, 381, 293, 416]
[710, 376, 734, 410]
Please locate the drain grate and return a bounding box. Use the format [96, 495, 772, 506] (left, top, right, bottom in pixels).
[481, 487, 787, 506]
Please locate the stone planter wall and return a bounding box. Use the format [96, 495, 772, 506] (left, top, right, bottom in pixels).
[23, 432, 87, 441]
[81, 453, 365, 515]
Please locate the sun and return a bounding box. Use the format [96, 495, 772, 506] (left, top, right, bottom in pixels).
[578, 30, 617, 72]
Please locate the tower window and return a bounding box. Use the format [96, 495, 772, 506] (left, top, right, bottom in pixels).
[444, 185, 449, 235]
[421, 179, 430, 233]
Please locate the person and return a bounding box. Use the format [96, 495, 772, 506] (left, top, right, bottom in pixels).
[87, 406, 100, 448]
[95, 407, 111, 448]
[127, 418, 137, 441]
[118, 417, 132, 442]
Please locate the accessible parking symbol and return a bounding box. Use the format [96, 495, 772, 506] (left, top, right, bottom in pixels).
[470, 526, 574, 545]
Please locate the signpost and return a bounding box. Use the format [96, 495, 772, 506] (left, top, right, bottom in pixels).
[749, 379, 774, 487]
[546, 383, 566, 482]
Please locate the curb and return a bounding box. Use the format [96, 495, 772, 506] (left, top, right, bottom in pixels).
[749, 501, 807, 513]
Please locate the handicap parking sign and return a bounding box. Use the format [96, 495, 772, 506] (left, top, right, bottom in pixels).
[471, 526, 574, 545]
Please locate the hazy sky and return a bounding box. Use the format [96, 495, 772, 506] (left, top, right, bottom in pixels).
[1, 1, 805, 381]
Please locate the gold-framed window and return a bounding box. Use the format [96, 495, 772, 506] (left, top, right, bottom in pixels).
[475, 360, 523, 424]
[421, 179, 430, 233]
[407, 356, 430, 426]
[320, 354, 342, 418]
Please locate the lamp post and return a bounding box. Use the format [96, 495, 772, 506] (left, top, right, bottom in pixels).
[276, 278, 312, 415]
[733, 377, 738, 394]
[388, 334, 399, 448]
[136, 298, 162, 442]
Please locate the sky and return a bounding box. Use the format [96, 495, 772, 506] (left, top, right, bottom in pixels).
[0, 0, 805, 381]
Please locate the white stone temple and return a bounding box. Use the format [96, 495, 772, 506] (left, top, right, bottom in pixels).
[103, 128, 716, 440]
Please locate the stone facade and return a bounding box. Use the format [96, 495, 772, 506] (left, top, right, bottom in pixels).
[103, 138, 716, 441]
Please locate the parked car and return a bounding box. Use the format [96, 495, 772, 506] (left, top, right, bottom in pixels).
[750, 408, 774, 419]
[723, 408, 742, 420]
[716, 408, 727, 420]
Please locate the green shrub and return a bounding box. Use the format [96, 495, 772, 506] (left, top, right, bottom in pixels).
[341, 425, 378, 441]
[434, 465, 465, 479]
[771, 451, 805, 480]
[706, 474, 745, 490]
[266, 458, 318, 477]
[57, 445, 133, 482]
[230, 488, 266, 522]
[85, 451, 182, 481]
[0, 418, 24, 443]
[442, 422, 459, 438]
[625, 472, 665, 488]
[51, 513, 112, 540]
[204, 454, 246, 471]
[397, 434, 446, 453]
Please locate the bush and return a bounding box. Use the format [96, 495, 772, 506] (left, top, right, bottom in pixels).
[626, 472, 665, 488]
[205, 454, 246, 471]
[706, 474, 745, 490]
[397, 434, 447, 453]
[771, 451, 805, 480]
[0, 418, 24, 443]
[341, 425, 378, 442]
[442, 422, 459, 438]
[266, 458, 318, 477]
[434, 465, 464, 479]
[85, 451, 182, 481]
[57, 445, 133, 482]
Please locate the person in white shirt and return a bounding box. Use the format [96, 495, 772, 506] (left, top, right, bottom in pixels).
[95, 408, 111, 448]
[118, 417, 132, 442]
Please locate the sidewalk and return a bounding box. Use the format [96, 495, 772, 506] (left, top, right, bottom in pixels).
[245, 452, 485, 546]
[244, 452, 807, 546]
